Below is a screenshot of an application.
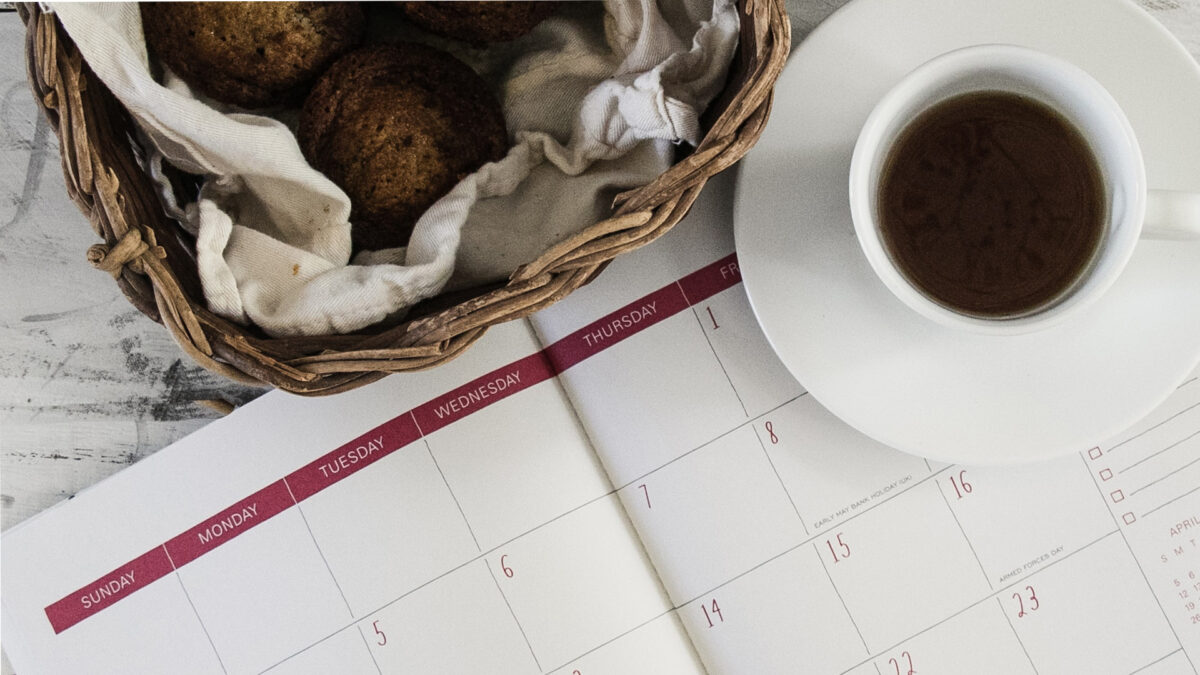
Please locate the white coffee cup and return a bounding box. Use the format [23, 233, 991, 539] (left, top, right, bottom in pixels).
[849, 44, 1200, 334]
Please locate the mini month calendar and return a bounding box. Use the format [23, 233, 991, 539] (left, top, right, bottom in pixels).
[3, 173, 1199, 674]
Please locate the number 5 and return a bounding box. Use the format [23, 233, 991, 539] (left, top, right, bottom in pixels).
[373, 620, 387, 646]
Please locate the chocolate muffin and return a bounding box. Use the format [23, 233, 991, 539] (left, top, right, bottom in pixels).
[140, 2, 365, 108]
[298, 44, 508, 251]
[399, 1, 560, 44]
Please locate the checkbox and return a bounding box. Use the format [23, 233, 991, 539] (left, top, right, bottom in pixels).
[1099, 468, 1113, 481]
[1111, 489, 1124, 503]
[1122, 512, 1136, 524]
[1088, 447, 1103, 460]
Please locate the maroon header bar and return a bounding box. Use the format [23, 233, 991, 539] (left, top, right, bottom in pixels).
[164, 480, 294, 568]
[677, 253, 740, 305]
[286, 414, 421, 502]
[544, 282, 689, 372]
[412, 352, 555, 436]
[44, 546, 174, 634]
[42, 252, 743, 633]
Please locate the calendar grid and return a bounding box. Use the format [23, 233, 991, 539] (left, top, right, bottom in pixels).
[1132, 649, 1186, 674]
[484, 560, 543, 672]
[22, 235, 1199, 674]
[684, 298, 749, 418]
[750, 423, 809, 536]
[835, 528, 1121, 675]
[40, 253, 747, 636]
[288, 481, 356, 617]
[814, 539, 872, 655]
[353, 623, 385, 675]
[257, 482, 658, 672]
[172, 571, 229, 675]
[995, 597, 1040, 675]
[420, 436, 482, 552]
[933, 478, 995, 590]
[675, 467, 947, 610]
[617, 394, 808, 494]
[541, 608, 677, 674]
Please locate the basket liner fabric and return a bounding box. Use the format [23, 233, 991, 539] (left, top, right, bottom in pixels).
[49, 0, 739, 337]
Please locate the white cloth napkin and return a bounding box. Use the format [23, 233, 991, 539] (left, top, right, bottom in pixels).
[49, 1, 739, 336]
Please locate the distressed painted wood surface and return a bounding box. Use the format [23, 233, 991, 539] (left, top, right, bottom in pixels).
[1, 2, 1198, 673]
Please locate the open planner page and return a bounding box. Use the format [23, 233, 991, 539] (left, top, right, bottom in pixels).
[0, 320, 702, 674]
[530, 170, 1200, 675]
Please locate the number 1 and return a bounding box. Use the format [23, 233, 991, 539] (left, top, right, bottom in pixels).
[705, 306, 720, 330]
[638, 483, 651, 509]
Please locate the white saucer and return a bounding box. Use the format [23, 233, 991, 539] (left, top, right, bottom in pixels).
[734, 0, 1200, 464]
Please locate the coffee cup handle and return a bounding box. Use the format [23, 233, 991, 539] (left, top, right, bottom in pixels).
[1143, 190, 1200, 240]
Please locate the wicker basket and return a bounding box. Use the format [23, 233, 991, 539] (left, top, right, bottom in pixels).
[20, 1, 790, 396]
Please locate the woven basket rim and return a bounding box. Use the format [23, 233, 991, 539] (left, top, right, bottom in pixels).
[21, 0, 791, 395]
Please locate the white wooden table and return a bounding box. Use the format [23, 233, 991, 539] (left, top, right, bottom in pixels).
[1, 2, 1198, 673]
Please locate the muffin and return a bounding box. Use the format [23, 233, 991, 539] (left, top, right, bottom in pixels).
[140, 2, 366, 108]
[298, 44, 508, 252]
[399, 1, 560, 44]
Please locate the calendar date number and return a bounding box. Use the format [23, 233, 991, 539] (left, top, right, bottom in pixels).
[825, 532, 850, 563]
[701, 599, 724, 627]
[948, 470, 973, 499]
[887, 650, 915, 675]
[1012, 585, 1039, 617]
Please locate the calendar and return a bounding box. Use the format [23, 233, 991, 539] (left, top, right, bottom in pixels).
[3, 172, 1199, 674]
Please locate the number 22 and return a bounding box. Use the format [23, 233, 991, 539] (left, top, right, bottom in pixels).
[888, 650, 914, 675]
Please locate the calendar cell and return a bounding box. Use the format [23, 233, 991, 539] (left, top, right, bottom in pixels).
[264, 626, 379, 674]
[486, 494, 672, 669]
[868, 600, 1035, 675]
[36, 575, 224, 674]
[677, 546, 868, 674]
[820, 480, 993, 651]
[686, 286, 805, 419]
[1128, 650, 1196, 675]
[361, 560, 540, 674]
[550, 613, 705, 675]
[940, 454, 1112, 586]
[618, 426, 806, 603]
[298, 442, 479, 616]
[176, 509, 353, 675]
[760, 396, 931, 532]
[555, 311, 748, 486]
[422, 376, 611, 550]
[1006, 533, 1179, 674]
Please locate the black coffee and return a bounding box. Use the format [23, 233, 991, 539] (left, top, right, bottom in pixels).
[877, 91, 1106, 318]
